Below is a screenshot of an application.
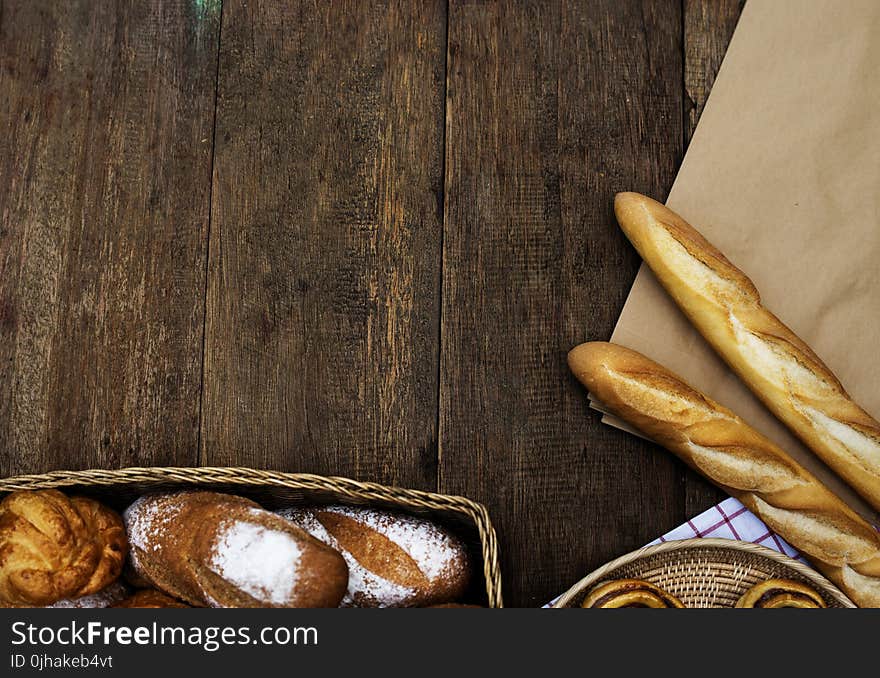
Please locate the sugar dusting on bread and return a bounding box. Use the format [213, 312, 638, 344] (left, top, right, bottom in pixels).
[280, 506, 466, 607]
[283, 508, 413, 607]
[338, 506, 459, 581]
[48, 580, 129, 608]
[125, 495, 183, 553]
[124, 494, 185, 573]
[207, 510, 303, 605]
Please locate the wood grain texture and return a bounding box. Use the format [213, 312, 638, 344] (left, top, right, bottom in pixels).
[681, 0, 744, 516]
[683, 0, 744, 141]
[201, 0, 446, 488]
[1, 0, 749, 605]
[440, 0, 684, 606]
[0, 1, 219, 473]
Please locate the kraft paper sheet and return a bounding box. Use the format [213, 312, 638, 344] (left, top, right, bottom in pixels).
[593, 0, 880, 522]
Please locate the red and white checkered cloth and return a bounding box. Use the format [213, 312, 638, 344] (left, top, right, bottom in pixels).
[647, 497, 802, 561]
[545, 497, 804, 606]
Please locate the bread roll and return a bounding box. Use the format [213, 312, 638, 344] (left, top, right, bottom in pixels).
[613, 192, 880, 511]
[568, 341, 880, 608]
[124, 492, 348, 608]
[279, 506, 470, 607]
[0, 490, 127, 607]
[113, 589, 190, 608]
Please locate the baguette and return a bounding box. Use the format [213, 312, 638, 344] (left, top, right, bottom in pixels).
[614, 192, 880, 511]
[568, 341, 880, 607]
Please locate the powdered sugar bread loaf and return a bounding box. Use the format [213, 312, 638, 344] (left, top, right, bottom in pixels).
[569, 341, 880, 607]
[279, 506, 470, 607]
[124, 492, 348, 608]
[614, 192, 880, 512]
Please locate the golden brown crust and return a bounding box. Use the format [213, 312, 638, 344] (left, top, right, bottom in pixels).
[112, 589, 190, 608]
[69, 497, 127, 596]
[735, 579, 825, 608]
[124, 492, 348, 608]
[581, 579, 685, 608]
[613, 192, 880, 511]
[280, 506, 470, 607]
[0, 490, 126, 607]
[568, 341, 880, 608]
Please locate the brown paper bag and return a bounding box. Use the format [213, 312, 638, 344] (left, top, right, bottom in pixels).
[596, 0, 880, 521]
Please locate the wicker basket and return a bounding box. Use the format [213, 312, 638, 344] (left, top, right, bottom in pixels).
[0, 467, 503, 608]
[553, 538, 854, 608]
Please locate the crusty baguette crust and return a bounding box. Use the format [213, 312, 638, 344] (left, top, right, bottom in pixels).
[568, 341, 880, 608]
[614, 192, 880, 511]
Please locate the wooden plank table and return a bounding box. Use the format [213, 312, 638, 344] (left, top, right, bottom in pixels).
[0, 0, 743, 606]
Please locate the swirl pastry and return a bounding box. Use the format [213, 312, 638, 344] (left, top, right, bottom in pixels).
[581, 579, 684, 608]
[736, 579, 826, 608]
[0, 490, 127, 607]
[569, 341, 880, 608]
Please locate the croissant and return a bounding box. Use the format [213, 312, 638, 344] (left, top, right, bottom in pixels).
[0, 490, 127, 607]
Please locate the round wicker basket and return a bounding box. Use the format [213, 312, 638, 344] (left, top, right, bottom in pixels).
[553, 538, 855, 608]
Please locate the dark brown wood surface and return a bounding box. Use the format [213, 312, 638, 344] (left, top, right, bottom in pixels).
[201, 0, 446, 487]
[0, 0, 744, 605]
[0, 0, 219, 473]
[440, 0, 685, 607]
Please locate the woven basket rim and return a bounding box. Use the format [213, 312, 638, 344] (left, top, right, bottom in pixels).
[0, 466, 503, 608]
[552, 537, 856, 608]
[0, 466, 479, 508]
